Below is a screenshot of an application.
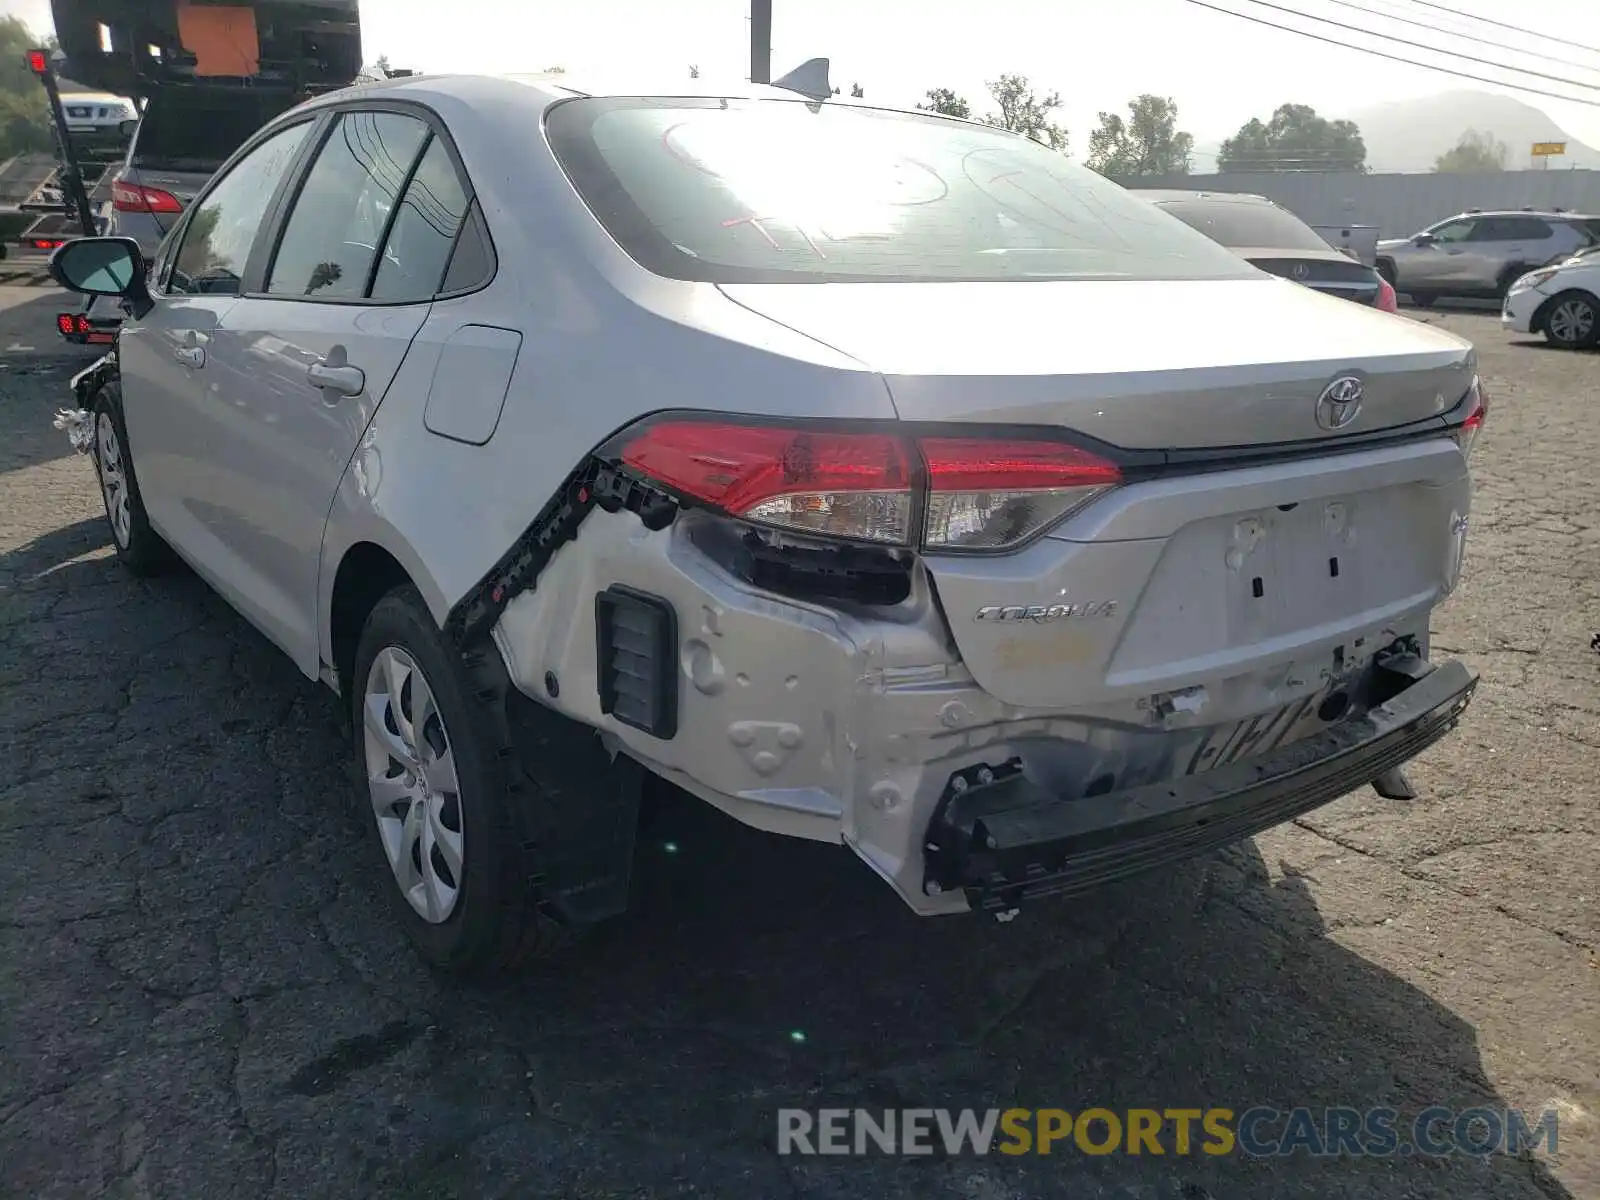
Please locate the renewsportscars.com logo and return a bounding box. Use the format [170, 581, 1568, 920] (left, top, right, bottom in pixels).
[776, 1107, 1561, 1158]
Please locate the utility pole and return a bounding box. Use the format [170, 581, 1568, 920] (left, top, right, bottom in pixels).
[27, 49, 97, 239]
[749, 0, 771, 84]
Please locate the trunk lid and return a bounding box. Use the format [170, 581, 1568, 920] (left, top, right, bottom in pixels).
[723, 275, 1477, 714]
[1237, 247, 1380, 306]
[719, 276, 1473, 449]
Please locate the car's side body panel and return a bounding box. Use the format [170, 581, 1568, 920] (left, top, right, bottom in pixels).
[202, 297, 431, 674]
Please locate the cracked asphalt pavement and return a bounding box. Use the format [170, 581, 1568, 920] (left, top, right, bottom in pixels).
[1, 284, 1595, 1199]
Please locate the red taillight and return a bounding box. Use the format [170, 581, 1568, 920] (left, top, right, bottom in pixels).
[56, 313, 75, 335]
[30, 238, 66, 250]
[612, 420, 1123, 550]
[112, 182, 182, 214]
[1453, 379, 1488, 458]
[1376, 276, 1399, 314]
[620, 422, 914, 543]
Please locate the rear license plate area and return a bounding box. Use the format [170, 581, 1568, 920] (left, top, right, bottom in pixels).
[1225, 498, 1366, 640]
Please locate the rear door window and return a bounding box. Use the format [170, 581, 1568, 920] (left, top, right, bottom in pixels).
[265, 111, 431, 299]
[1473, 217, 1552, 241]
[368, 135, 473, 302]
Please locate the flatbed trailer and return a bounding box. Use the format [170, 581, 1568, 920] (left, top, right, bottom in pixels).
[0, 48, 130, 343]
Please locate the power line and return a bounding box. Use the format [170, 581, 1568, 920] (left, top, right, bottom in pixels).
[1394, 0, 1600, 58]
[1179, 0, 1600, 109]
[1321, 0, 1600, 76]
[1219, 0, 1600, 94]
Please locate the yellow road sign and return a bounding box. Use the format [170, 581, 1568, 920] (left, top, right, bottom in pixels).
[1532, 142, 1566, 157]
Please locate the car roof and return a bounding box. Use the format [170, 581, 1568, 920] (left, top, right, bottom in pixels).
[1131, 190, 1278, 207]
[292, 70, 967, 125]
[1443, 209, 1600, 221]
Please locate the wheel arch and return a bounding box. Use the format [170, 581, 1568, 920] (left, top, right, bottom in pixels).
[320, 524, 452, 698]
[1532, 287, 1600, 337]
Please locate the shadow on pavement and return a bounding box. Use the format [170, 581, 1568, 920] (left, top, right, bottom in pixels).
[411, 783, 1572, 1199]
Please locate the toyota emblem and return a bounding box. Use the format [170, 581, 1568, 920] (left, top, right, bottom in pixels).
[1291, 262, 1311, 281]
[1316, 375, 1364, 430]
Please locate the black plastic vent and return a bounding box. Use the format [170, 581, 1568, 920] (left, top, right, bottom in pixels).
[595, 586, 678, 740]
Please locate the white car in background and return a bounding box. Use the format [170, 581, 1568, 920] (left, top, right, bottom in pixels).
[1502, 247, 1600, 349]
[59, 89, 138, 151]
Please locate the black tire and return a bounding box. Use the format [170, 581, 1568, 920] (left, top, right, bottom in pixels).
[1375, 259, 1396, 287]
[88, 380, 174, 576]
[350, 586, 574, 977]
[1408, 292, 1437, 309]
[1540, 289, 1600, 350]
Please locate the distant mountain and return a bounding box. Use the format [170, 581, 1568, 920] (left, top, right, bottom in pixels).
[1339, 90, 1600, 172]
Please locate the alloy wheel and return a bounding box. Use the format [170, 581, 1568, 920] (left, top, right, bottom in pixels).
[362, 646, 465, 923]
[94, 411, 132, 549]
[1549, 298, 1595, 345]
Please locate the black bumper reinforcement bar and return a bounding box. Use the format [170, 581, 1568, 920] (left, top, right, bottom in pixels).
[923, 658, 1478, 913]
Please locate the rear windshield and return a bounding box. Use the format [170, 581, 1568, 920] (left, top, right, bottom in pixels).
[1149, 198, 1332, 253]
[131, 89, 302, 172]
[545, 97, 1255, 284]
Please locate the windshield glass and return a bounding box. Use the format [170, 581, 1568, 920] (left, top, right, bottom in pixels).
[545, 97, 1256, 284]
[131, 89, 301, 172]
[1149, 198, 1332, 252]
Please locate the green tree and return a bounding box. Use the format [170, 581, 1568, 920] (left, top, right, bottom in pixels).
[982, 73, 1067, 152]
[1434, 128, 1510, 173]
[689, 63, 700, 79]
[0, 87, 50, 159]
[917, 87, 972, 119]
[1086, 95, 1193, 176]
[0, 17, 53, 160]
[1218, 103, 1366, 173]
[373, 54, 391, 75]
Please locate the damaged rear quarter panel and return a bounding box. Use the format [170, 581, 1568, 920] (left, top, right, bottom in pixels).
[314, 95, 897, 668]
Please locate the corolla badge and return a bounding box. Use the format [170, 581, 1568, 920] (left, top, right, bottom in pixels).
[1291, 262, 1311, 281]
[1315, 374, 1364, 430]
[974, 602, 1119, 623]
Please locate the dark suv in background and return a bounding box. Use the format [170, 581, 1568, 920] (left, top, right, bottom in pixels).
[108, 85, 303, 258]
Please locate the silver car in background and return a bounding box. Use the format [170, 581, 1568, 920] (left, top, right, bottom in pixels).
[51, 73, 1485, 977]
[1377, 209, 1600, 307]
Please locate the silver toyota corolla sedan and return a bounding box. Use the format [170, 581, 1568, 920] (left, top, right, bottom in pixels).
[50, 71, 1485, 977]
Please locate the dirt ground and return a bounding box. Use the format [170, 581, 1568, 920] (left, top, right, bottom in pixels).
[1, 283, 1595, 1200]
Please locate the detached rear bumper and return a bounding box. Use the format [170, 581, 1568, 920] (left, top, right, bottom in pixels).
[924, 658, 1477, 913]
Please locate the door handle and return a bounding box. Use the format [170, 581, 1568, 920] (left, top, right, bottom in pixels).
[307, 360, 365, 397]
[173, 346, 205, 368]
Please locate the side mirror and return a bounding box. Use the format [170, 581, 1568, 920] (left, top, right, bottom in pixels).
[1413, 233, 1436, 247]
[49, 237, 150, 311]
[119, 118, 139, 138]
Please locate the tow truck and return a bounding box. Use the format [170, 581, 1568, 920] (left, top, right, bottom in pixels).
[11, 0, 365, 345]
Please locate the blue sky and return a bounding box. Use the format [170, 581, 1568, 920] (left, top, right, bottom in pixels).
[7, 0, 1600, 167]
